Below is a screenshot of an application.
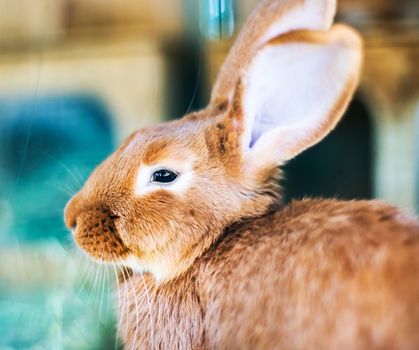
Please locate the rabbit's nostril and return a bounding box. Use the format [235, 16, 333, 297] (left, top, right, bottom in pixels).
[64, 196, 80, 230]
[65, 212, 77, 230]
[70, 219, 77, 230]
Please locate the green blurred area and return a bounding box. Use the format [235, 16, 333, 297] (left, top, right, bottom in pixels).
[0, 96, 118, 349]
[0, 245, 120, 349]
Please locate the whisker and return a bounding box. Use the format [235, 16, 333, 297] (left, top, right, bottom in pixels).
[185, 63, 201, 115]
[87, 262, 100, 303]
[42, 151, 84, 187]
[104, 263, 111, 324]
[72, 165, 85, 186]
[140, 271, 154, 350]
[77, 258, 95, 297]
[118, 267, 129, 343]
[88, 248, 104, 304]
[98, 262, 105, 324]
[126, 268, 140, 350]
[110, 260, 122, 350]
[53, 208, 70, 215]
[113, 253, 129, 344]
[49, 182, 76, 198]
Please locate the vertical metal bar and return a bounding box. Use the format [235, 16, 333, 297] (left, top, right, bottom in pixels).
[199, 0, 235, 40]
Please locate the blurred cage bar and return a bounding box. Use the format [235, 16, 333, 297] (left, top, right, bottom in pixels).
[0, 0, 418, 348]
[199, 0, 235, 40]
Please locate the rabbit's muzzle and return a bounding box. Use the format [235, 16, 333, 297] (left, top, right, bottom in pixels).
[65, 200, 129, 261]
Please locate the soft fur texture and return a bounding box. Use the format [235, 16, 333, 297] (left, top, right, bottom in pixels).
[118, 199, 419, 349]
[65, 0, 419, 348]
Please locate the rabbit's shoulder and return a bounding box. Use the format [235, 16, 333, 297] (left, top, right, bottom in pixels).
[206, 198, 419, 262]
[197, 198, 419, 294]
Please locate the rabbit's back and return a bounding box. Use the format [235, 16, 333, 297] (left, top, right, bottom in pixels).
[120, 199, 419, 349]
[198, 198, 419, 349]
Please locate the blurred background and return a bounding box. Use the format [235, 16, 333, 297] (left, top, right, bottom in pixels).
[0, 0, 418, 348]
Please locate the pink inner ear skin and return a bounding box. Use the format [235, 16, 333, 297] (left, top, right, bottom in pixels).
[249, 116, 262, 149]
[249, 114, 269, 148]
[239, 26, 362, 165]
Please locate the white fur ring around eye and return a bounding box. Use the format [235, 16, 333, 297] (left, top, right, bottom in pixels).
[134, 161, 194, 196]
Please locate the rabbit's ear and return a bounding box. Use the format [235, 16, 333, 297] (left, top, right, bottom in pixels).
[211, 0, 336, 104]
[230, 25, 362, 170]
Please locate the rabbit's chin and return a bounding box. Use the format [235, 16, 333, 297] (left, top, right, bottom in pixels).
[119, 254, 143, 272]
[117, 253, 176, 281]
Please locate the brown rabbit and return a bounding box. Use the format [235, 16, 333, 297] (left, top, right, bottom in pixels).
[65, 0, 419, 348]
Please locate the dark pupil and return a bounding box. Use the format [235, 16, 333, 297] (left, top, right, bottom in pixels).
[152, 169, 178, 183]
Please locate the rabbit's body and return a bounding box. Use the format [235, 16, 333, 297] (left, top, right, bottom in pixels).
[119, 199, 419, 349]
[65, 0, 419, 348]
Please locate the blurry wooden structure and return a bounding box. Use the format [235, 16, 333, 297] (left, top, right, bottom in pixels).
[339, 0, 419, 213]
[0, 0, 417, 211]
[0, 0, 184, 140]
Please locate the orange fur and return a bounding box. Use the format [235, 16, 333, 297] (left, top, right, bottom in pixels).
[118, 199, 419, 349]
[64, 0, 419, 348]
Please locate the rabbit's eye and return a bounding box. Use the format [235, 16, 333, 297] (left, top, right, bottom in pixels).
[151, 169, 178, 184]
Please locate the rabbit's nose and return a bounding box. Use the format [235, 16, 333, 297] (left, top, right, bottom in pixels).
[64, 196, 80, 229]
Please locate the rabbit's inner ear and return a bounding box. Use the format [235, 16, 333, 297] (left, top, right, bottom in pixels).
[134, 159, 195, 197]
[234, 26, 362, 169]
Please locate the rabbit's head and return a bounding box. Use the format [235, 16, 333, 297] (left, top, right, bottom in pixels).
[65, 0, 362, 281]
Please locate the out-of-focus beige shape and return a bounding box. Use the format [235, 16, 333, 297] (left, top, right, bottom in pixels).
[0, 37, 166, 141]
[0, 0, 183, 46]
[66, 0, 183, 33]
[0, 0, 182, 141]
[0, 0, 66, 44]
